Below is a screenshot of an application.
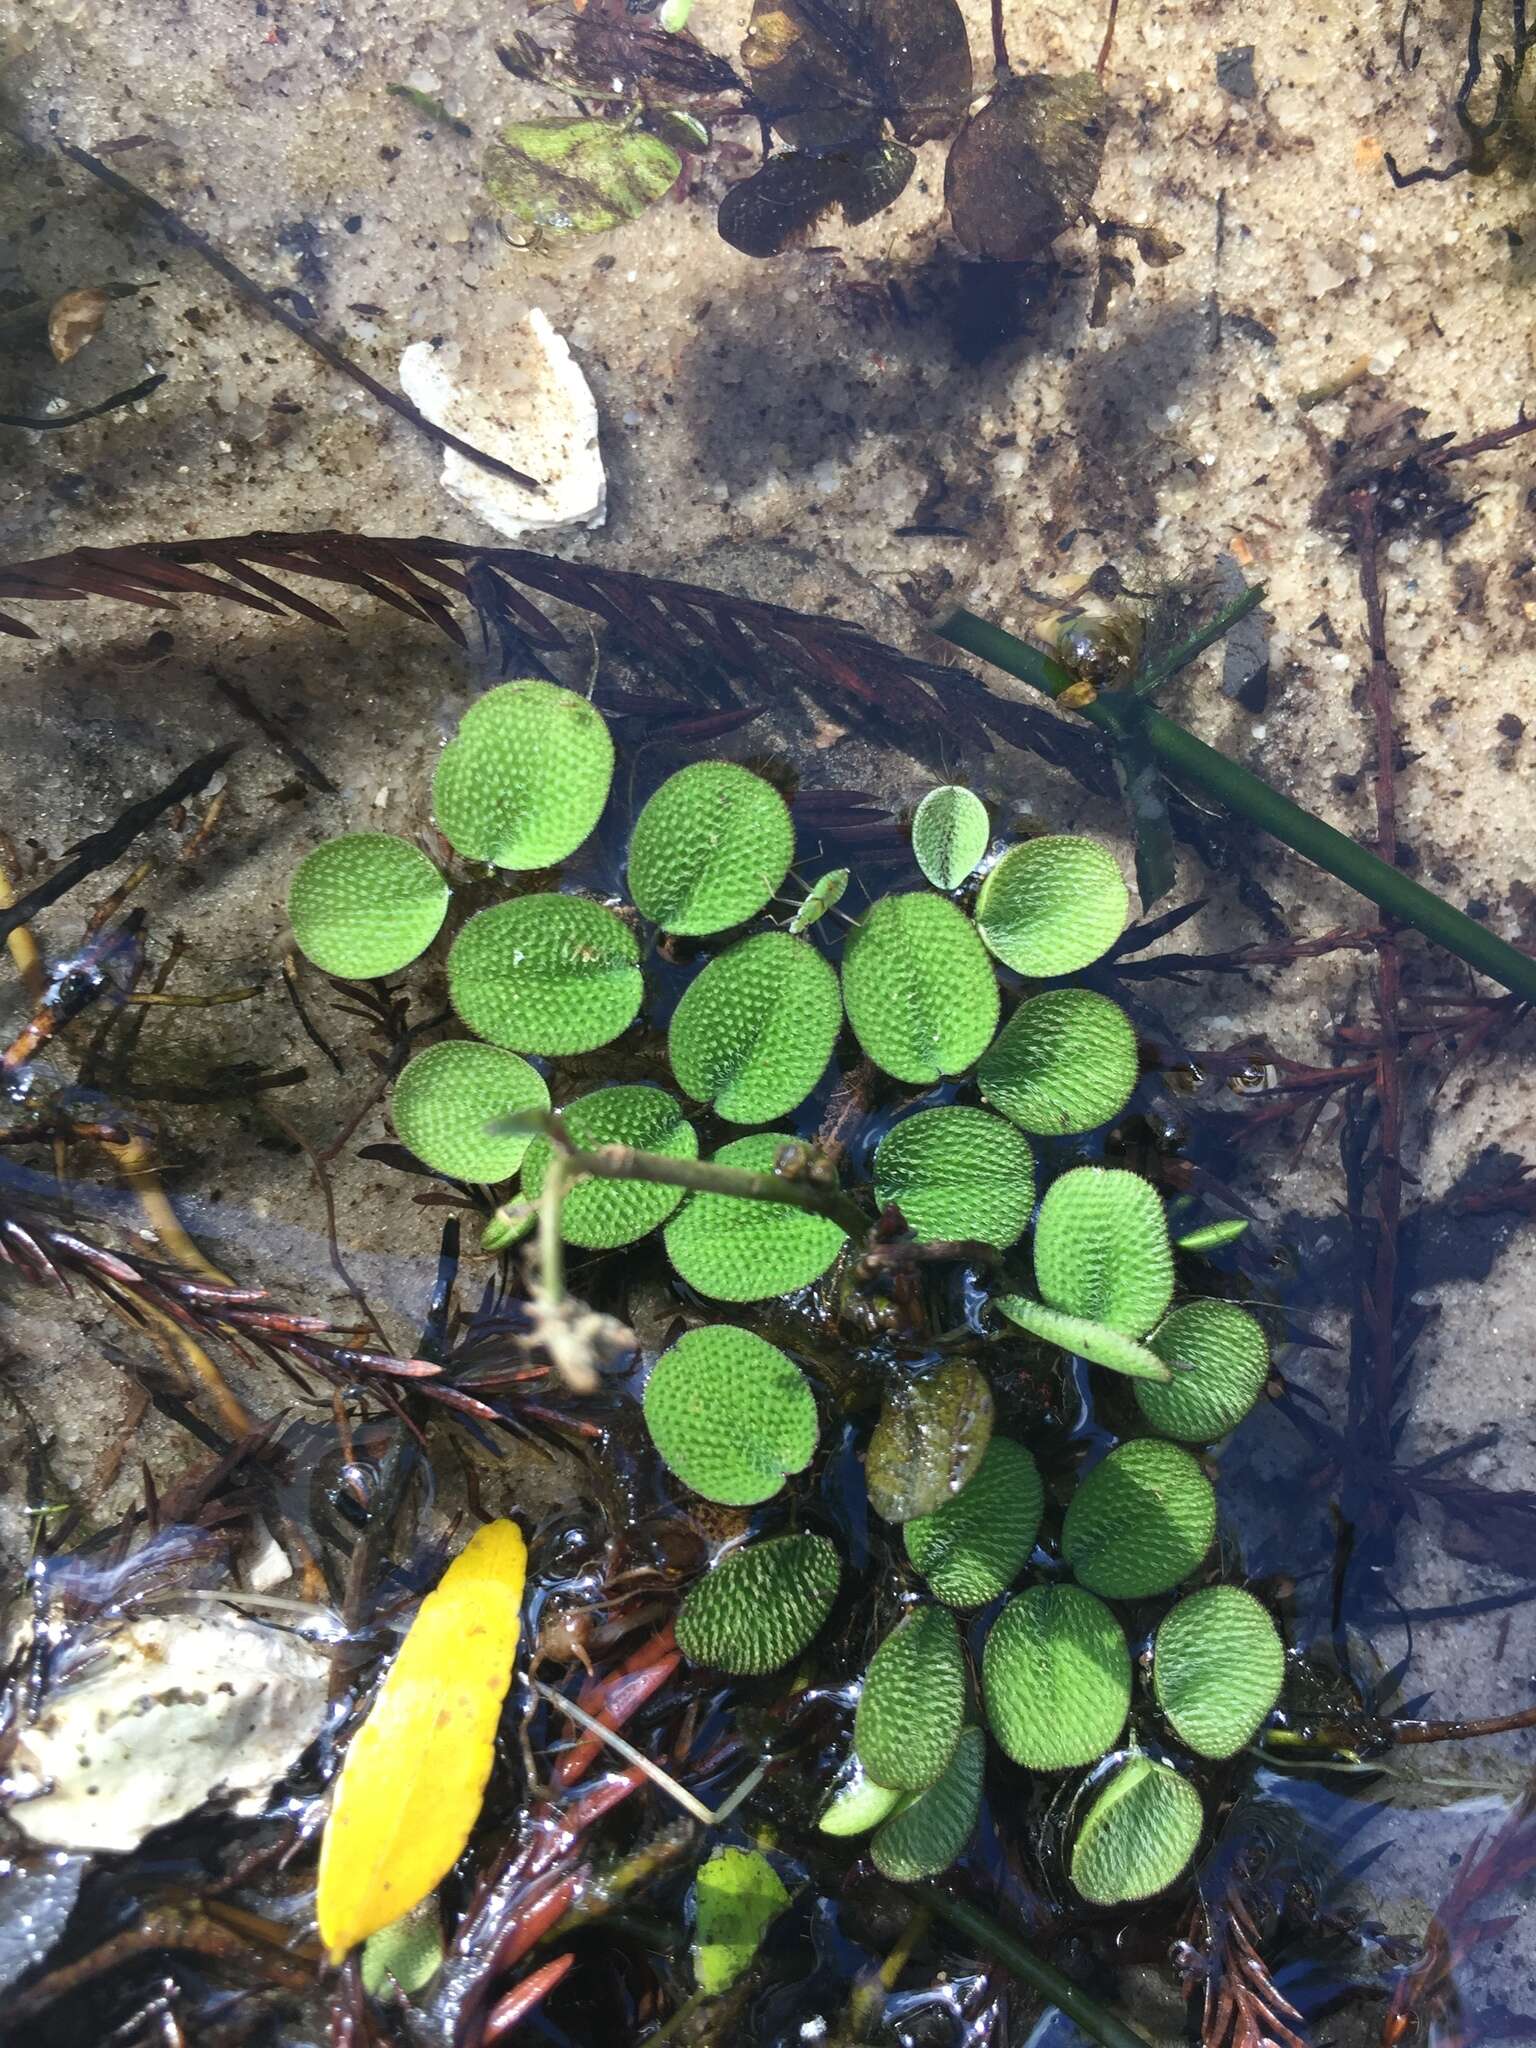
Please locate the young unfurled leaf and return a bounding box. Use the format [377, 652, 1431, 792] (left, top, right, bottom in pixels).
[288, 834, 450, 981]
[911, 785, 989, 891]
[448, 895, 643, 1054]
[432, 680, 614, 869]
[854, 1605, 966, 1792]
[523, 1085, 697, 1247]
[1061, 1440, 1215, 1600]
[870, 1724, 985, 1881]
[818, 1750, 904, 1836]
[663, 1133, 847, 1301]
[718, 143, 916, 258]
[1070, 1756, 1203, 1905]
[994, 1297, 1171, 1381]
[628, 762, 794, 936]
[391, 1041, 550, 1184]
[644, 1325, 818, 1505]
[1136, 1299, 1270, 1442]
[668, 932, 842, 1124]
[945, 71, 1110, 262]
[1174, 1218, 1250, 1254]
[904, 1437, 1042, 1607]
[841, 891, 999, 1083]
[675, 1531, 842, 1674]
[982, 1584, 1130, 1770]
[873, 1106, 1034, 1250]
[693, 1847, 790, 1996]
[484, 118, 681, 236]
[1154, 1585, 1285, 1759]
[317, 1520, 526, 1962]
[973, 834, 1129, 977]
[977, 988, 1139, 1136]
[866, 1358, 993, 1522]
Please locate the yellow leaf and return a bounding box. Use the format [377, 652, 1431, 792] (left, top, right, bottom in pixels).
[317, 1518, 527, 1963]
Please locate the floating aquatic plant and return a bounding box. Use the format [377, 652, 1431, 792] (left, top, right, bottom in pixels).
[873, 1106, 1034, 1250]
[675, 1531, 842, 1675]
[817, 1753, 904, 1837]
[973, 835, 1129, 977]
[976, 987, 1139, 1136]
[628, 761, 794, 936]
[447, 894, 643, 1054]
[1068, 1755, 1204, 1906]
[1138, 1299, 1270, 1442]
[911, 784, 990, 891]
[391, 1041, 550, 1183]
[1060, 1440, 1216, 1600]
[865, 1358, 993, 1522]
[854, 1605, 966, 1793]
[432, 679, 614, 869]
[663, 1133, 848, 1301]
[522, 1085, 697, 1247]
[869, 1724, 986, 1882]
[667, 931, 841, 1123]
[288, 833, 449, 980]
[841, 891, 999, 1083]
[643, 1326, 818, 1506]
[1153, 1586, 1285, 1759]
[904, 1437, 1042, 1607]
[982, 1583, 1131, 1771]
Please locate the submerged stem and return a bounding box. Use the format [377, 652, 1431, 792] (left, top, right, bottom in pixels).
[936, 607, 1536, 1006]
[916, 1890, 1154, 2048]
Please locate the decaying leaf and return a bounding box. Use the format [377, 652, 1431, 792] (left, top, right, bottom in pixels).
[48, 286, 111, 363]
[740, 0, 970, 149]
[870, 0, 973, 144]
[866, 1357, 994, 1521]
[692, 1847, 791, 1994]
[718, 142, 915, 257]
[317, 1519, 527, 1963]
[945, 72, 1111, 262]
[484, 119, 682, 237]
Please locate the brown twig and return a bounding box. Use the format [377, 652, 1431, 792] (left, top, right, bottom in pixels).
[206, 666, 338, 792]
[57, 141, 540, 491]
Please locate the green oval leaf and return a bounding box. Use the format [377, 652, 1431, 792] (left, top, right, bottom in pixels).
[447, 895, 642, 1054]
[627, 762, 794, 936]
[1154, 1585, 1285, 1759]
[288, 834, 449, 981]
[904, 1437, 1042, 1607]
[1033, 1166, 1173, 1336]
[854, 1606, 966, 1792]
[643, 1326, 818, 1506]
[1136, 1300, 1270, 1442]
[692, 1847, 790, 1996]
[977, 988, 1138, 1136]
[973, 835, 1128, 977]
[841, 892, 999, 1084]
[866, 1359, 993, 1523]
[870, 1724, 985, 1882]
[1069, 1756, 1203, 1906]
[668, 932, 841, 1124]
[912, 785, 990, 891]
[818, 1753, 904, 1837]
[391, 1041, 550, 1183]
[1061, 1440, 1215, 1600]
[982, 1584, 1130, 1770]
[523, 1085, 696, 1248]
[484, 118, 681, 236]
[663, 1133, 847, 1302]
[874, 1107, 1034, 1251]
[675, 1531, 842, 1674]
[432, 681, 614, 870]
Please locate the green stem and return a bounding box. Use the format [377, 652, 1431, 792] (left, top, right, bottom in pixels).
[917, 1889, 1154, 2048]
[936, 607, 1536, 1006]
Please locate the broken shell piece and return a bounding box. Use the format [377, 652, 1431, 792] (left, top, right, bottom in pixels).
[8, 1610, 331, 1853]
[399, 309, 605, 538]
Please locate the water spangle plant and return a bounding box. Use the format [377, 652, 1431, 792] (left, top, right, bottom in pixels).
[627, 760, 794, 936]
[872, 1105, 1035, 1250]
[662, 1132, 850, 1301]
[667, 930, 841, 1123]
[976, 986, 1139, 1136]
[1060, 1439, 1217, 1600]
[869, 1724, 987, 1883]
[288, 832, 450, 980]
[903, 1436, 1043, 1607]
[853, 1604, 967, 1793]
[391, 1040, 550, 1184]
[673, 1531, 842, 1675]
[447, 893, 643, 1053]
[982, 1583, 1132, 1772]
[1069, 1754, 1205, 1906]
[974, 834, 1130, 978]
[840, 890, 999, 1083]
[911, 783, 990, 892]
[643, 1325, 818, 1506]
[522, 1085, 697, 1248]
[431, 678, 615, 869]
[1153, 1586, 1285, 1760]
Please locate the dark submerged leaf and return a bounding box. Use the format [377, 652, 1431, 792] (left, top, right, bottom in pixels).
[870, 0, 973, 144]
[740, 0, 970, 148]
[1112, 715, 1178, 907]
[866, 1358, 994, 1522]
[718, 142, 915, 257]
[945, 72, 1111, 262]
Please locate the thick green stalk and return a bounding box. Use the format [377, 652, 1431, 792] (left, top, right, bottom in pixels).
[917, 1889, 1154, 2048]
[937, 607, 1536, 1006]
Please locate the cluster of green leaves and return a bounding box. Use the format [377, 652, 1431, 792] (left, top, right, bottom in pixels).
[287, 681, 1281, 1916]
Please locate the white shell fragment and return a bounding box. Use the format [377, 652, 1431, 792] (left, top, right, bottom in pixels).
[399, 308, 606, 538]
[8, 1610, 332, 1853]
